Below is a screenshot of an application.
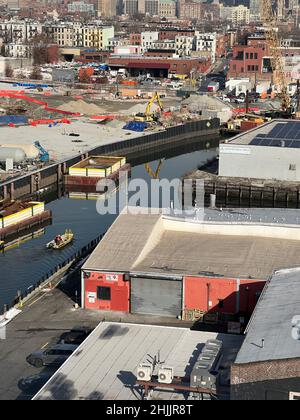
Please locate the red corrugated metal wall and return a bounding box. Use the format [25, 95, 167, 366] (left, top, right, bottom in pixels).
[184, 276, 266, 315]
[84, 271, 129, 312]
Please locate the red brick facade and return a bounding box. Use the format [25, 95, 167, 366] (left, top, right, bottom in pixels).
[108, 56, 211, 75]
[232, 359, 300, 385]
[228, 38, 271, 79]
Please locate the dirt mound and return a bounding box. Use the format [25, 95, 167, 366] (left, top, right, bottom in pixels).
[58, 100, 105, 116]
[122, 102, 159, 116]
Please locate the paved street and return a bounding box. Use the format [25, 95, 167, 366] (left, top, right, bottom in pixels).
[0, 271, 101, 400]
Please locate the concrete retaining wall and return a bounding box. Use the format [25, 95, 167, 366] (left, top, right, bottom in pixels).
[163, 217, 300, 241]
[0, 118, 220, 200]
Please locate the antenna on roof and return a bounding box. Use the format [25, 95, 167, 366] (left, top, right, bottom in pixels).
[146, 351, 165, 371]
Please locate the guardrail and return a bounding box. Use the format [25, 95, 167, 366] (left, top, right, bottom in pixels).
[1, 232, 105, 316]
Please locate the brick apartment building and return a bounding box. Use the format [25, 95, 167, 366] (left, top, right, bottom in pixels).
[216, 33, 228, 59]
[228, 35, 271, 81]
[130, 33, 142, 45]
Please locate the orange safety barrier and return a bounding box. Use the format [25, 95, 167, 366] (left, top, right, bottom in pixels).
[120, 80, 138, 86]
[29, 118, 72, 126]
[0, 92, 81, 117]
[0, 89, 25, 95]
[233, 107, 260, 113]
[90, 115, 115, 121]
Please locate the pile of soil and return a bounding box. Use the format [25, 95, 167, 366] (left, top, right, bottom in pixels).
[58, 100, 105, 116]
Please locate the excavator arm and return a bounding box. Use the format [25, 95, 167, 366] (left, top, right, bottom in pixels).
[145, 92, 164, 117]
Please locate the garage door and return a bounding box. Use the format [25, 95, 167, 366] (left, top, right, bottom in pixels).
[130, 277, 182, 317]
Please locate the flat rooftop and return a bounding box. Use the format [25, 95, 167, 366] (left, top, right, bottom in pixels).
[235, 267, 300, 364]
[33, 322, 243, 401]
[224, 119, 300, 147]
[83, 207, 300, 280]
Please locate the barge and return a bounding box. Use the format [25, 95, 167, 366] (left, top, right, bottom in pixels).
[64, 156, 131, 191]
[0, 228, 46, 253]
[0, 198, 52, 242]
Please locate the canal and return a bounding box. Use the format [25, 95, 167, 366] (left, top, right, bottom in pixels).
[0, 139, 219, 310]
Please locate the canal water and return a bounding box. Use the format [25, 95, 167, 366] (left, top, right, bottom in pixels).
[0, 142, 218, 310]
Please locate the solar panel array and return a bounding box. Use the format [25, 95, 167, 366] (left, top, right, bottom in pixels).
[249, 122, 300, 149]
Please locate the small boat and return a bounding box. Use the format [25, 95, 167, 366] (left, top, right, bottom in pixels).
[46, 230, 74, 250]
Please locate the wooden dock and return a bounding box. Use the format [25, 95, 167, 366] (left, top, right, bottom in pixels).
[184, 169, 300, 208]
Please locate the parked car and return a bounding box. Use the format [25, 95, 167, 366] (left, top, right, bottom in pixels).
[233, 97, 245, 104]
[18, 372, 54, 396]
[26, 344, 78, 368]
[59, 326, 93, 345]
[218, 95, 231, 103]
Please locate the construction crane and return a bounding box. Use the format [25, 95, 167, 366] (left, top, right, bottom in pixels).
[134, 92, 164, 123]
[261, 0, 291, 112]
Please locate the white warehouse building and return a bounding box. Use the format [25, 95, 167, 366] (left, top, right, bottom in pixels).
[219, 120, 300, 182]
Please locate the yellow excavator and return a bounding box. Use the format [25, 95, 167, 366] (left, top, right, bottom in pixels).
[134, 92, 164, 123]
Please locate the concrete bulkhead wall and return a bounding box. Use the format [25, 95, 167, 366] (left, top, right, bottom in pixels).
[163, 217, 300, 241]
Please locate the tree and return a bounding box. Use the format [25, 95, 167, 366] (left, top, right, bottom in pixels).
[29, 34, 58, 66]
[0, 44, 6, 57]
[17, 72, 27, 80]
[5, 64, 14, 78]
[78, 68, 93, 83]
[30, 66, 42, 81]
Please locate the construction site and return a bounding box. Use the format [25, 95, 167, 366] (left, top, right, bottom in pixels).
[0, 86, 223, 185]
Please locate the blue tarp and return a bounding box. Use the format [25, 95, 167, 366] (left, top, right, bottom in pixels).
[0, 115, 28, 125]
[13, 83, 49, 89]
[123, 121, 148, 132]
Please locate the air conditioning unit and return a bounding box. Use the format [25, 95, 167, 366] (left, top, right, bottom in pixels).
[158, 366, 174, 384]
[137, 364, 153, 382]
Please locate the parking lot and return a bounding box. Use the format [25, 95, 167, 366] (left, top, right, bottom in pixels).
[0, 280, 101, 400]
[0, 271, 194, 400]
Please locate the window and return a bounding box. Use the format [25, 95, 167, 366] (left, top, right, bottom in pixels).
[290, 392, 300, 400]
[289, 164, 296, 171]
[97, 286, 111, 301]
[46, 350, 56, 355]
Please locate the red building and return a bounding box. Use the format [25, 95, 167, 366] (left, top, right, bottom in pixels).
[107, 56, 211, 77]
[81, 210, 300, 325]
[228, 36, 271, 79]
[130, 33, 142, 46]
[216, 34, 228, 59]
